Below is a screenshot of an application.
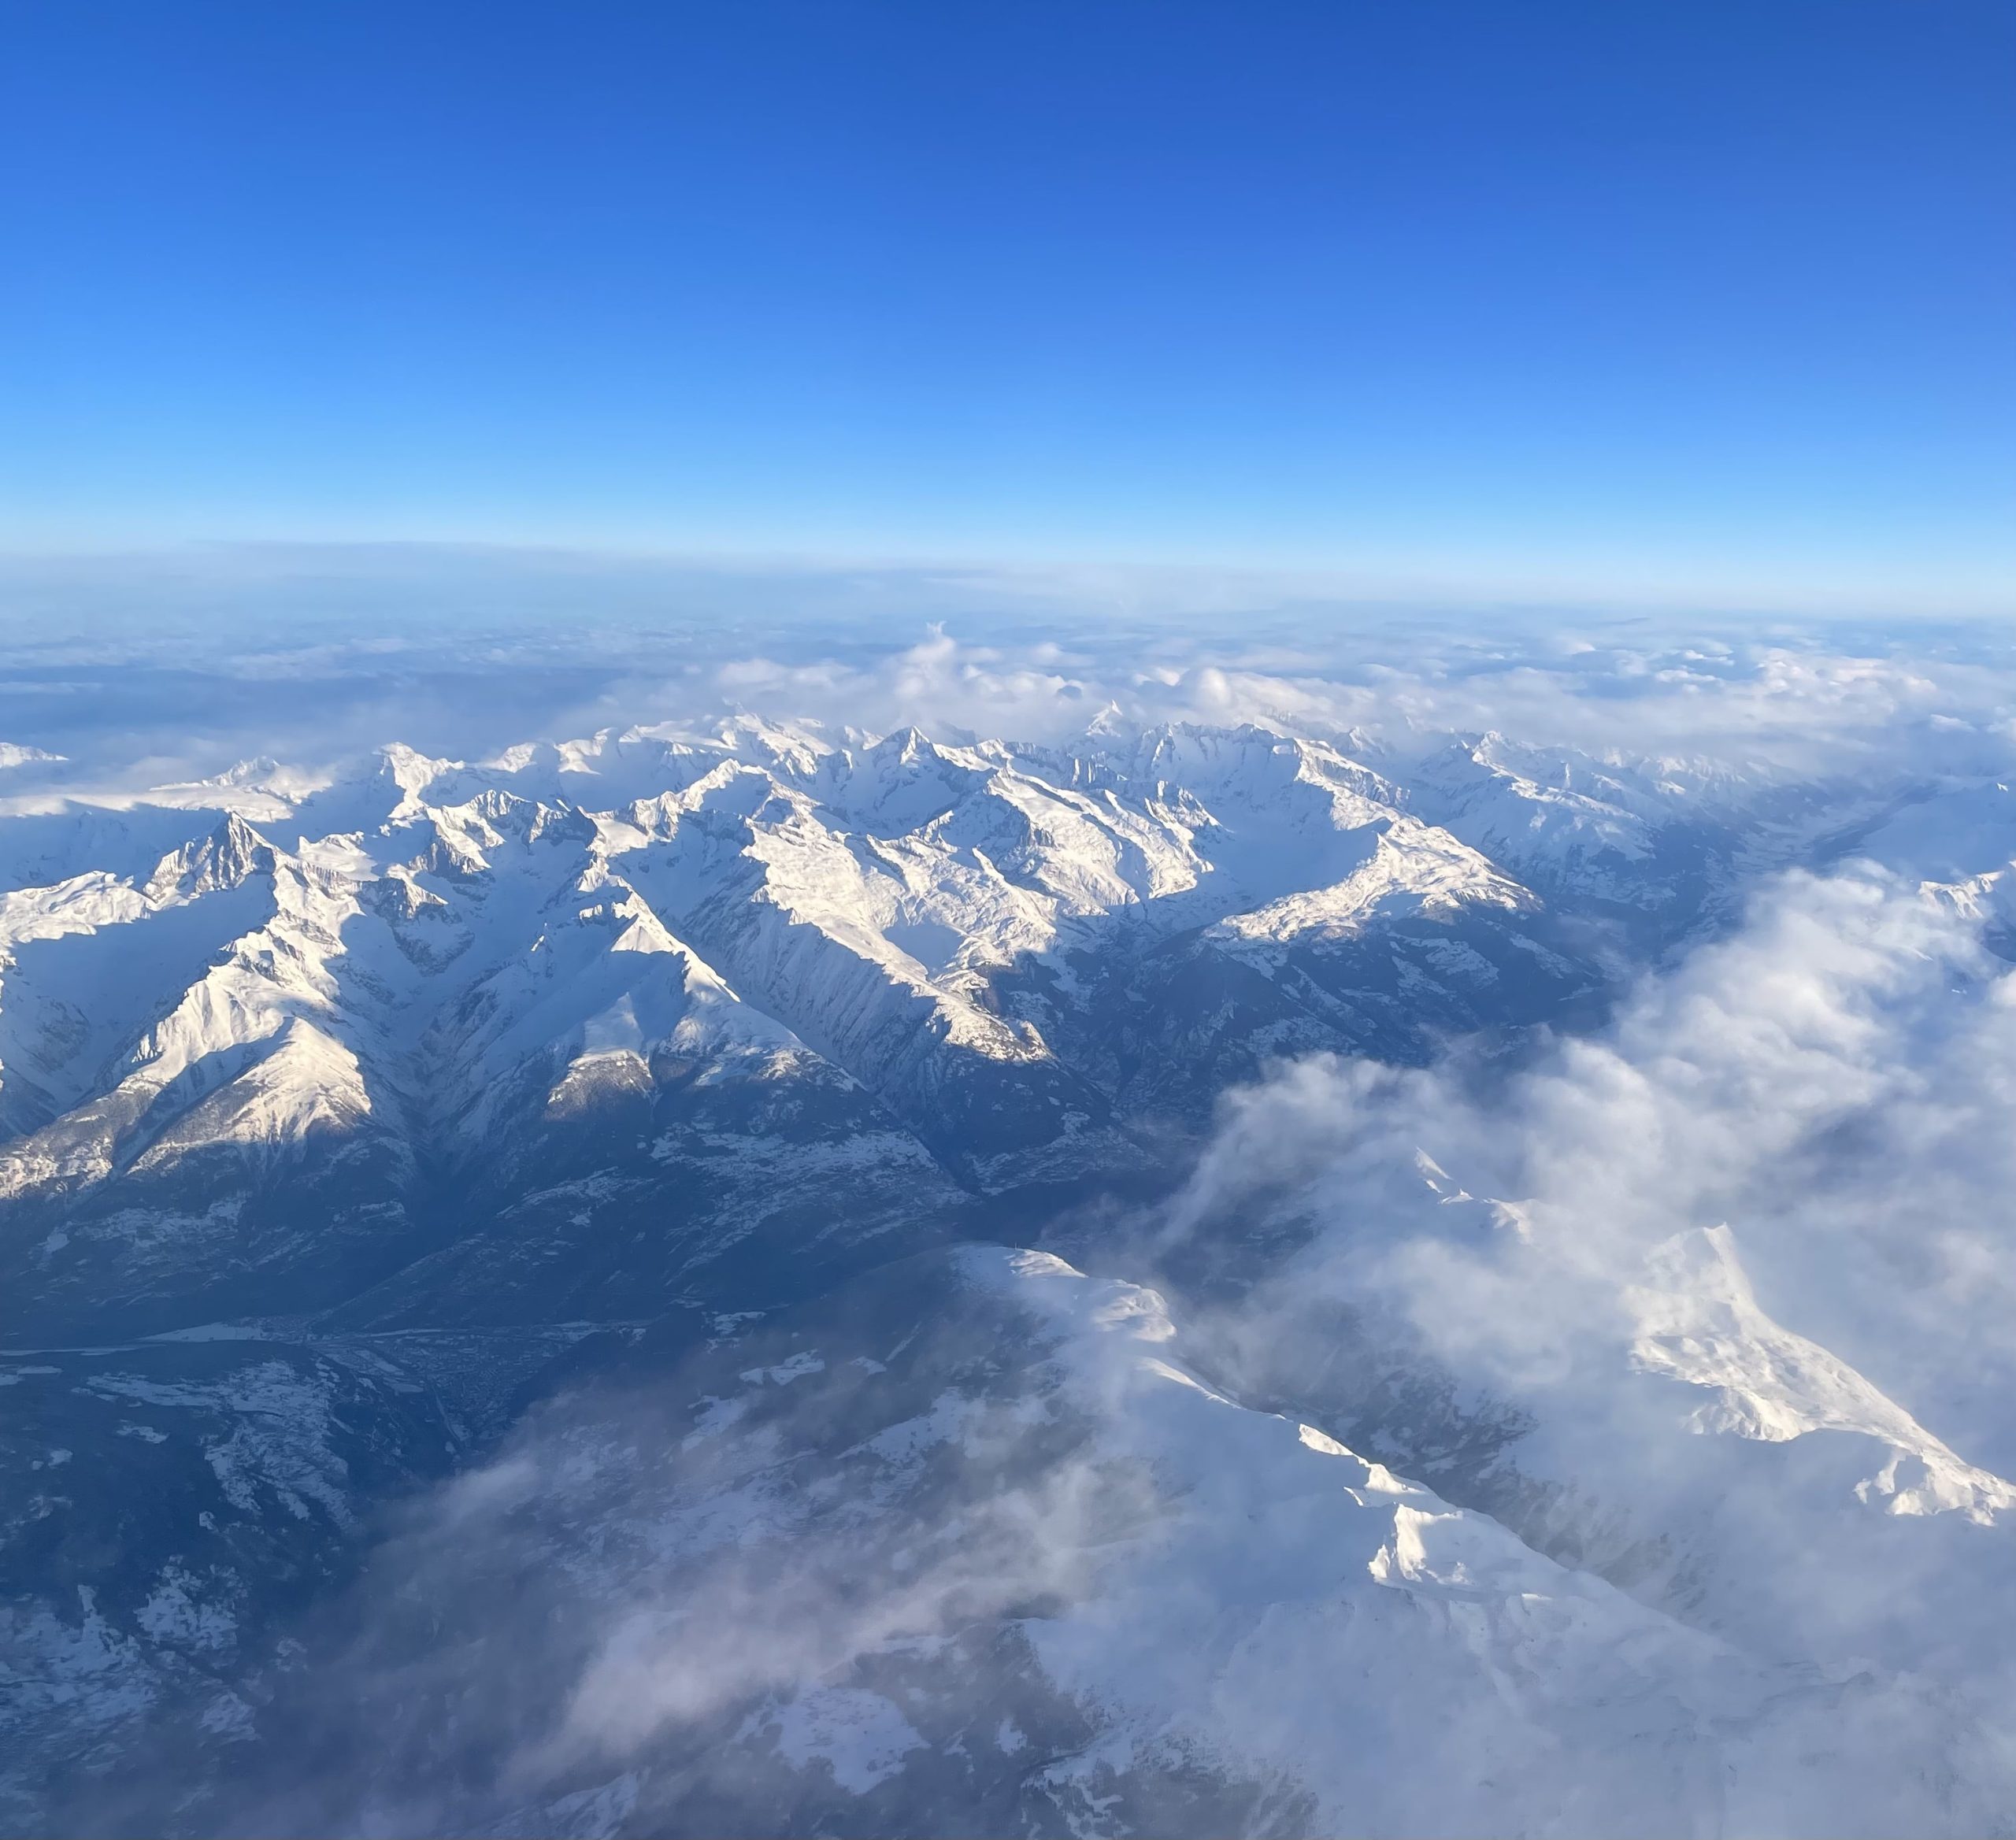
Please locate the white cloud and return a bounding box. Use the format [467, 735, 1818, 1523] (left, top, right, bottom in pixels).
[1166, 860, 2016, 1719]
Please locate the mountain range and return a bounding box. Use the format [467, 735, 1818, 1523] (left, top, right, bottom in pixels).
[6, 709, 2015, 1837]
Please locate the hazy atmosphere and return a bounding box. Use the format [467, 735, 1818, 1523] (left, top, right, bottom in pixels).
[5, 6, 2014, 1838]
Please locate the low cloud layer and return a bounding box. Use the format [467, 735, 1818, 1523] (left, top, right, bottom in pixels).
[6, 548, 2016, 794]
[1160, 857, 2016, 1724]
[16, 581, 2016, 1834]
[165, 864, 2016, 1834]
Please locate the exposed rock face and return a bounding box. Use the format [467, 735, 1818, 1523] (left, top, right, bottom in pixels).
[9, 712, 2016, 1836]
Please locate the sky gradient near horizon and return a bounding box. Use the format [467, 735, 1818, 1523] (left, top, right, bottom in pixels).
[4, 2, 2012, 605]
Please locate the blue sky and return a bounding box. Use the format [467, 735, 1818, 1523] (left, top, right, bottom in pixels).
[3, 2, 2011, 605]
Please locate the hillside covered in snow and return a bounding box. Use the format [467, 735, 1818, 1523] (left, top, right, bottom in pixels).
[10, 618, 2016, 1837]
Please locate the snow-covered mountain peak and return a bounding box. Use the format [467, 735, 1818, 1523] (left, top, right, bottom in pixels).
[17, 694, 2016, 1833]
[1628, 1224, 2016, 1523]
[143, 812, 278, 903]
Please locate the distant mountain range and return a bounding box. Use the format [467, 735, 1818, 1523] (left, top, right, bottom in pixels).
[7, 710, 2015, 1836]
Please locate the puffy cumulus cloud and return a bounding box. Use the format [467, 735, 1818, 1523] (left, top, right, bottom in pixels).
[1137, 639, 2016, 777]
[687, 619, 2016, 780]
[1159, 860, 2016, 1706]
[7, 542, 2016, 791]
[1173, 859, 1999, 1305]
[705, 624, 1108, 746]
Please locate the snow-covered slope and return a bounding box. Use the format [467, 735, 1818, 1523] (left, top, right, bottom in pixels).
[9, 704, 2004, 1838]
[0, 716, 1625, 1336]
[56, 1246, 1995, 1839]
